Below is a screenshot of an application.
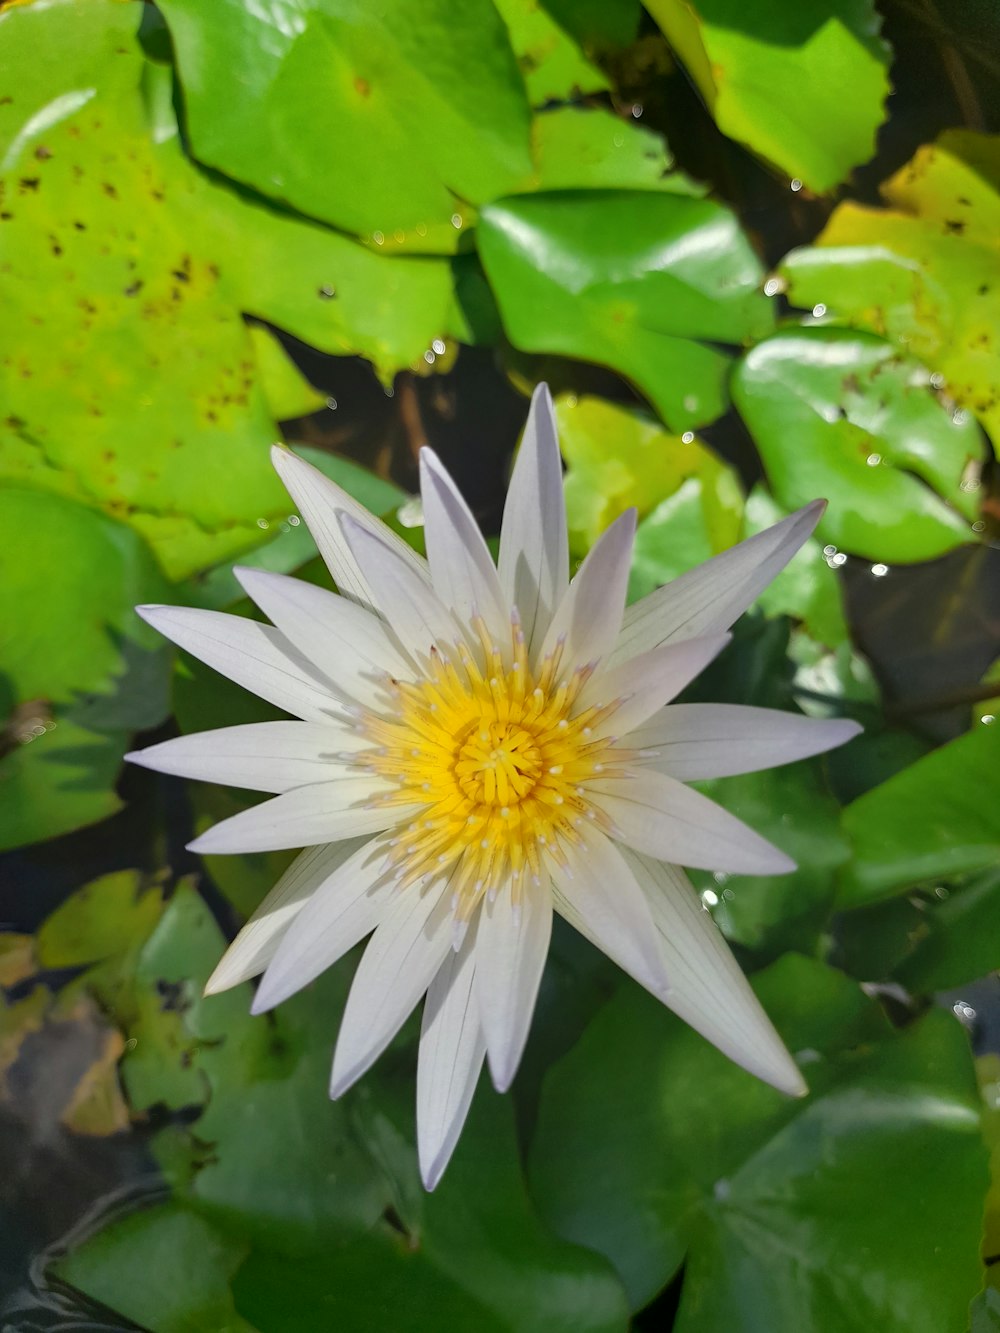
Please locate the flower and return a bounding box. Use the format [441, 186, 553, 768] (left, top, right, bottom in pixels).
[129, 385, 860, 1188]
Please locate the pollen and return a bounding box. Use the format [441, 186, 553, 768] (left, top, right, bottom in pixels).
[351, 613, 628, 919]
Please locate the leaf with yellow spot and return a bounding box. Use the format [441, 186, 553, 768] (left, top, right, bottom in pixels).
[0, 0, 452, 578]
[781, 130, 1000, 450]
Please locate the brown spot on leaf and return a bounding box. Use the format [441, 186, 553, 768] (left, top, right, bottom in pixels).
[355, 76, 371, 97]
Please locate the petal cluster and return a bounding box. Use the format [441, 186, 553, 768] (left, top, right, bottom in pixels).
[130, 385, 859, 1188]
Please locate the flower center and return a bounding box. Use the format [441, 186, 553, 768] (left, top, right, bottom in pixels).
[352, 613, 628, 920]
[454, 721, 542, 806]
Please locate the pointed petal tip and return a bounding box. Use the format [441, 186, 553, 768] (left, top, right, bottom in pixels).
[487, 1056, 516, 1095]
[202, 971, 231, 998]
[328, 1066, 356, 1101]
[249, 989, 274, 1017]
[420, 1153, 448, 1192]
[789, 1067, 810, 1098]
[770, 850, 798, 875]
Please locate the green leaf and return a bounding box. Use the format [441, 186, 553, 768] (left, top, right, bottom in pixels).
[839, 721, 1000, 908]
[351, 1072, 631, 1333]
[0, 715, 126, 852]
[0, 487, 170, 849]
[0, 0, 450, 579]
[479, 191, 774, 431]
[542, 0, 641, 51]
[732, 328, 981, 562]
[893, 868, 1000, 994]
[530, 955, 985, 1326]
[529, 108, 697, 194]
[554, 393, 742, 563]
[780, 131, 1000, 449]
[36, 869, 164, 971]
[690, 759, 852, 961]
[645, 0, 891, 192]
[158, 0, 532, 243]
[54, 1202, 256, 1333]
[232, 1235, 506, 1333]
[246, 326, 325, 422]
[0, 488, 170, 718]
[0, 1, 287, 579]
[493, 0, 609, 103]
[120, 886, 389, 1246]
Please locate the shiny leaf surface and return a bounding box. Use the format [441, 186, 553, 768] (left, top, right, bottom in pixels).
[479, 190, 774, 431]
[732, 328, 982, 562]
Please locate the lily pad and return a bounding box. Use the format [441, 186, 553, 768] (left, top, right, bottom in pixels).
[839, 719, 1000, 908]
[0, 0, 451, 578]
[479, 190, 774, 431]
[732, 327, 982, 562]
[554, 393, 742, 561]
[528, 107, 696, 195]
[493, 0, 610, 104]
[645, 0, 891, 191]
[691, 759, 852, 961]
[55, 1203, 256, 1333]
[158, 0, 532, 243]
[350, 1069, 632, 1333]
[530, 954, 985, 1325]
[780, 131, 1000, 448]
[0, 488, 170, 849]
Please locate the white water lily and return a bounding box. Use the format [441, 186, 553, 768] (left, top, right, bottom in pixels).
[129, 385, 859, 1188]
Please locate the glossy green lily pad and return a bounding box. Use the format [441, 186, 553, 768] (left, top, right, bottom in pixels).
[158, 0, 532, 243]
[839, 719, 1000, 908]
[479, 190, 774, 431]
[554, 393, 742, 562]
[645, 0, 891, 191]
[530, 955, 985, 1325]
[0, 0, 451, 578]
[780, 131, 1000, 448]
[732, 328, 982, 562]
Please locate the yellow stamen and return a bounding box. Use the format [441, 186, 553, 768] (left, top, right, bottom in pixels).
[352, 614, 623, 913]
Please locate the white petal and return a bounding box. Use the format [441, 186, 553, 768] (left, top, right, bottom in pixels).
[127, 721, 365, 793]
[418, 916, 486, 1190]
[548, 824, 669, 998]
[538, 509, 636, 672]
[420, 448, 509, 638]
[576, 634, 730, 739]
[338, 514, 463, 660]
[610, 501, 825, 666]
[136, 604, 343, 724]
[629, 705, 862, 780]
[622, 849, 806, 1096]
[234, 567, 411, 706]
[475, 874, 552, 1093]
[187, 779, 411, 855]
[205, 838, 372, 994]
[252, 839, 395, 1011]
[592, 769, 795, 874]
[271, 444, 431, 610]
[498, 384, 569, 653]
[329, 878, 454, 1097]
